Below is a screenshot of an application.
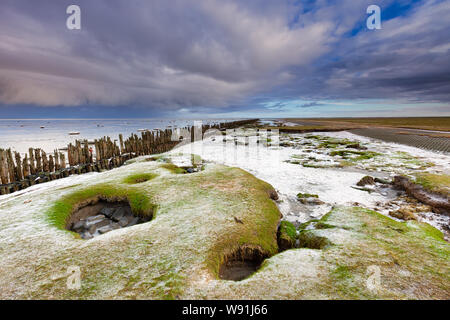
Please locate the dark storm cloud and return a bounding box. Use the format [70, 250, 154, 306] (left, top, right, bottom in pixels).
[0, 0, 449, 115]
[274, 0, 450, 104]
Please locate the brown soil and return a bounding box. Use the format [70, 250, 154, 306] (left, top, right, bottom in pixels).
[394, 176, 450, 215]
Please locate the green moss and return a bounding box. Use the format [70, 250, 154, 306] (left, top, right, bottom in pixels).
[301, 206, 450, 299]
[46, 184, 156, 230]
[301, 163, 324, 168]
[318, 138, 356, 149]
[315, 222, 335, 229]
[332, 265, 353, 280]
[206, 171, 281, 277]
[297, 193, 319, 199]
[415, 173, 450, 197]
[298, 231, 333, 249]
[277, 221, 297, 251]
[330, 150, 380, 161]
[122, 173, 158, 184]
[160, 163, 187, 174]
[305, 135, 323, 140]
[6, 151, 450, 299]
[415, 221, 445, 241]
[279, 221, 297, 240]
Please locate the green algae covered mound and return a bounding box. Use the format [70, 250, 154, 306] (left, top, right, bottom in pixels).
[277, 221, 297, 251]
[0, 153, 448, 300]
[0, 157, 280, 299]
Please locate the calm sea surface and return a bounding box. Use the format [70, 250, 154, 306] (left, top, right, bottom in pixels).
[0, 119, 238, 155]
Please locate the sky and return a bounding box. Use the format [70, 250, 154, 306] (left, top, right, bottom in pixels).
[0, 0, 449, 119]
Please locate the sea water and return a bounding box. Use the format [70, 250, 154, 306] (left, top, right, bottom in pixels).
[0, 119, 237, 155]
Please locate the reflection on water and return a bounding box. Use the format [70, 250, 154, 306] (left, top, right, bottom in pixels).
[0, 119, 237, 155]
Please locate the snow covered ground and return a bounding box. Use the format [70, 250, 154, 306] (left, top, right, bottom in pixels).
[169, 130, 450, 236]
[1, 128, 448, 238]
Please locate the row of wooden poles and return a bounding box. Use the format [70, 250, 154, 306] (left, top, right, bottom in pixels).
[0, 119, 258, 195]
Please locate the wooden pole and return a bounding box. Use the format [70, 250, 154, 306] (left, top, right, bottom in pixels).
[14, 152, 23, 181]
[0, 150, 8, 184]
[29, 148, 36, 175]
[22, 154, 30, 178]
[35, 149, 42, 173]
[60, 152, 66, 169]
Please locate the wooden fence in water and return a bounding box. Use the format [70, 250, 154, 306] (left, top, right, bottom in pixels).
[0, 119, 258, 195]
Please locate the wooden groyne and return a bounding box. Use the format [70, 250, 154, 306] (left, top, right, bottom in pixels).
[0, 119, 258, 195]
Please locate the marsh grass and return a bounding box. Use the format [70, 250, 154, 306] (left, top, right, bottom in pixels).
[123, 173, 158, 184]
[415, 173, 450, 197]
[160, 163, 187, 174]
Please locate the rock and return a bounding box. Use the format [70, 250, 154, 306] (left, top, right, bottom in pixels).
[86, 214, 106, 222]
[97, 225, 113, 234]
[85, 214, 106, 226]
[70, 203, 149, 239]
[186, 168, 195, 173]
[357, 176, 375, 186]
[140, 215, 152, 223]
[111, 208, 126, 222]
[100, 207, 115, 218]
[72, 220, 86, 232]
[110, 222, 121, 230]
[297, 194, 324, 205]
[81, 232, 93, 240]
[88, 225, 97, 234]
[267, 189, 279, 201]
[416, 204, 432, 212]
[92, 218, 110, 229]
[127, 217, 140, 227]
[374, 177, 392, 185]
[389, 206, 417, 221]
[118, 217, 129, 227]
[302, 198, 324, 205]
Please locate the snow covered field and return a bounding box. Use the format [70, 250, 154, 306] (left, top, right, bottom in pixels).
[0, 128, 448, 299]
[169, 130, 450, 236]
[1, 128, 448, 238]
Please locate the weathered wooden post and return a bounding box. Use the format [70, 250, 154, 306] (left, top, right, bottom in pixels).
[49, 155, 54, 172]
[42, 151, 49, 172]
[6, 149, 16, 183]
[35, 149, 42, 173]
[119, 134, 124, 154]
[22, 154, 30, 178]
[0, 150, 8, 184]
[54, 150, 60, 171]
[14, 152, 23, 181]
[29, 148, 36, 175]
[60, 152, 66, 169]
[83, 140, 89, 164]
